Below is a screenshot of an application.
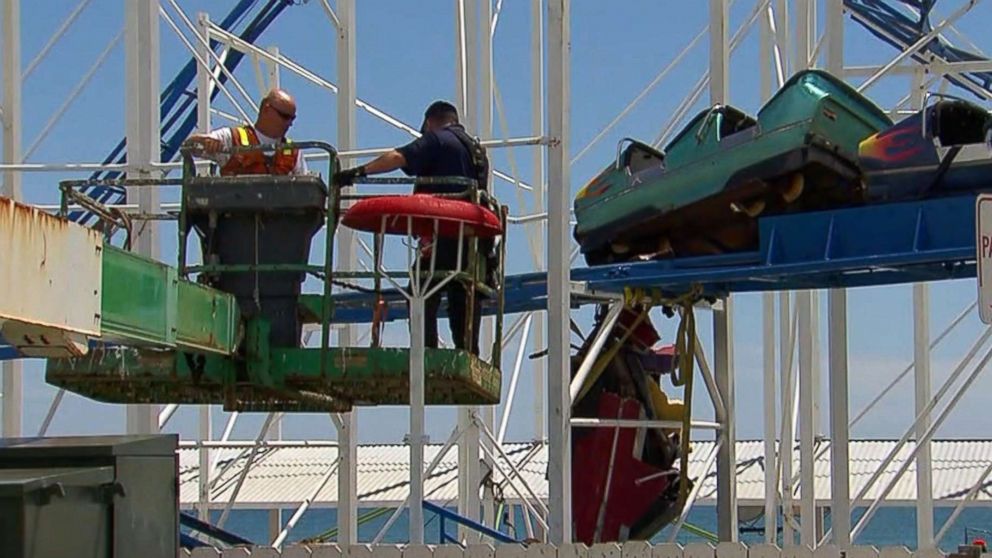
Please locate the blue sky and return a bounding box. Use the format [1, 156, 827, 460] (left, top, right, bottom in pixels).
[9, 0, 992, 445]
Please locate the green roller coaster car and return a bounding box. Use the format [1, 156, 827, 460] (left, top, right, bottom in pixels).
[573, 69, 893, 265]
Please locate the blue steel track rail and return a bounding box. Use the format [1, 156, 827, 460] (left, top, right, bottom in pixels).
[0, 193, 982, 360]
[844, 0, 992, 101]
[325, 193, 982, 324]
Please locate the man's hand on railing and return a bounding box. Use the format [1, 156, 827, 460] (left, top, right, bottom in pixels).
[333, 164, 366, 187]
[183, 136, 223, 156]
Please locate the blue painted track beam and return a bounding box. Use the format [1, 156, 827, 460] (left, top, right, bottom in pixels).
[328, 194, 980, 324]
[3, 196, 980, 355]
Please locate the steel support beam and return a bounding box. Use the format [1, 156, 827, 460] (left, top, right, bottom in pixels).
[714, 298, 737, 541]
[914, 283, 934, 549]
[409, 294, 426, 544]
[125, 0, 161, 435]
[198, 405, 211, 520]
[335, 0, 358, 547]
[709, 0, 728, 104]
[780, 292, 795, 546]
[828, 289, 851, 548]
[760, 0, 773, 101]
[456, 0, 481, 538]
[1, 0, 22, 438]
[196, 13, 211, 132]
[479, 0, 497, 534]
[773, 0, 790, 78]
[798, 291, 816, 547]
[531, 0, 546, 446]
[811, 290, 822, 439]
[709, 0, 735, 542]
[195, 15, 212, 512]
[826, 0, 844, 76]
[762, 294, 777, 544]
[546, 0, 571, 545]
[760, 11, 777, 545]
[793, 0, 811, 72]
[265, 46, 279, 91]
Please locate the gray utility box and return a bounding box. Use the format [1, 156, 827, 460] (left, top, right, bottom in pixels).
[0, 434, 178, 558]
[0, 467, 115, 558]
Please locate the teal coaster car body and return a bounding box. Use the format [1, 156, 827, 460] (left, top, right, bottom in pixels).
[573, 69, 892, 264]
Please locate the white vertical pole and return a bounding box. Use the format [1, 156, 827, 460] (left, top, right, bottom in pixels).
[914, 284, 934, 549]
[759, 0, 772, 101]
[265, 46, 279, 91]
[455, 0, 466, 114]
[798, 291, 816, 547]
[457, 381, 481, 531]
[828, 290, 851, 548]
[762, 294, 777, 544]
[907, 66, 934, 550]
[775, 0, 790, 77]
[825, 2, 850, 548]
[547, 0, 572, 545]
[1, 0, 21, 201]
[196, 13, 212, 132]
[780, 292, 794, 546]
[826, 0, 844, 76]
[709, 0, 728, 104]
[462, 0, 477, 126]
[793, 0, 810, 73]
[125, 0, 160, 435]
[709, 0, 735, 542]
[455, 0, 481, 538]
[811, 290, 821, 436]
[410, 295, 426, 544]
[759, 8, 776, 545]
[1, 0, 22, 438]
[198, 407, 211, 520]
[479, 0, 497, 533]
[531, 0, 547, 445]
[335, 0, 358, 547]
[714, 298, 737, 541]
[791, 0, 815, 547]
[195, 16, 212, 521]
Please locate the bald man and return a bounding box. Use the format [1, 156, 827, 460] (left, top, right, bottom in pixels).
[186, 88, 307, 175]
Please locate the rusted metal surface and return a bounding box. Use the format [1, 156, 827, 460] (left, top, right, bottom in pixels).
[0, 197, 102, 356]
[45, 346, 501, 410]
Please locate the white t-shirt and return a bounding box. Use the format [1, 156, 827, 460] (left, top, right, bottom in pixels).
[200, 126, 308, 175]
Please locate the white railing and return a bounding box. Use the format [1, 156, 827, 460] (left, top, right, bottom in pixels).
[180, 541, 959, 558]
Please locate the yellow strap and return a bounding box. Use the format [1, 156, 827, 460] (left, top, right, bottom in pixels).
[664, 283, 703, 508]
[236, 126, 251, 146]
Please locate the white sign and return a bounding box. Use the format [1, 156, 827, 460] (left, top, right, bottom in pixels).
[978, 194, 992, 324]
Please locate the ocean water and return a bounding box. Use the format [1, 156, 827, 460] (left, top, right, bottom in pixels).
[190, 506, 992, 551]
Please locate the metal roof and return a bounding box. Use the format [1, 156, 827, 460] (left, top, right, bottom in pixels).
[178, 439, 992, 509]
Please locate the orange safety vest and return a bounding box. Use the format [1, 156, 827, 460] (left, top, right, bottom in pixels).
[220, 125, 299, 176]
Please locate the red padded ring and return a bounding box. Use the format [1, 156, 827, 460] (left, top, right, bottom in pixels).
[341, 194, 503, 238]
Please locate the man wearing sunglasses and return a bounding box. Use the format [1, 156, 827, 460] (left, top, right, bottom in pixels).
[185, 88, 307, 176]
[334, 100, 491, 355]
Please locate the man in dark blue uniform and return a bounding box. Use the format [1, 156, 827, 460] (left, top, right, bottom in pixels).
[336, 101, 488, 355]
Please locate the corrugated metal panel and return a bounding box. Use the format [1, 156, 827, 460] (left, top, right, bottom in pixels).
[0, 198, 102, 357]
[177, 440, 992, 509]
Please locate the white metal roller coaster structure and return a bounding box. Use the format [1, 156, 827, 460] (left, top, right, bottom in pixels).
[3, 0, 992, 552]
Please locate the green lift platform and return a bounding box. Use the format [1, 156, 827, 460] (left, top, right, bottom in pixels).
[1, 140, 506, 412]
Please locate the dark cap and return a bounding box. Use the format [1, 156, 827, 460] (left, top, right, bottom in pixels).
[424, 100, 459, 120]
